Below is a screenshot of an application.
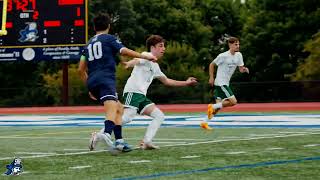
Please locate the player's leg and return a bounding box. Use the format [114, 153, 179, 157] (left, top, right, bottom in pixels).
[114, 102, 133, 152]
[201, 98, 222, 130]
[122, 92, 141, 124]
[88, 83, 118, 150]
[122, 108, 138, 124]
[90, 105, 137, 151]
[140, 103, 164, 150]
[201, 86, 223, 130]
[95, 107, 137, 134]
[100, 100, 118, 147]
[207, 85, 235, 119]
[221, 96, 237, 107]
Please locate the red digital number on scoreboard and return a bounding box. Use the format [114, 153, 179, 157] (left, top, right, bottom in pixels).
[58, 0, 83, 5]
[7, 0, 37, 12]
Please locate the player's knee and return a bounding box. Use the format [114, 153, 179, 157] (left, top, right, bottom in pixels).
[150, 108, 164, 122]
[122, 108, 137, 124]
[230, 98, 237, 106]
[122, 114, 132, 124]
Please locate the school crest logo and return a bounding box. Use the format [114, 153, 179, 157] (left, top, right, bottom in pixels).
[4, 158, 23, 176]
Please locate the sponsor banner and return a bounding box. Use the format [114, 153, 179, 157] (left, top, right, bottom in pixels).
[0, 46, 83, 61]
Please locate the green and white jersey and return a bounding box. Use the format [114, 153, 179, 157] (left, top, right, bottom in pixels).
[212, 50, 244, 86]
[123, 52, 166, 95]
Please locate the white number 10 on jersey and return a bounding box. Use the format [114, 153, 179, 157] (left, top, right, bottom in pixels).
[88, 41, 103, 61]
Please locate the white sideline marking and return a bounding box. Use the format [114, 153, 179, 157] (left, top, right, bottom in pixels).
[129, 160, 151, 164]
[181, 155, 200, 159]
[0, 136, 88, 140]
[225, 151, 246, 155]
[0, 136, 206, 142]
[306, 129, 320, 132]
[0, 149, 108, 160]
[15, 152, 57, 155]
[163, 132, 320, 148]
[278, 131, 307, 134]
[129, 138, 210, 141]
[0, 132, 319, 161]
[220, 136, 242, 139]
[250, 134, 280, 137]
[7, 130, 92, 137]
[69, 165, 91, 169]
[154, 141, 187, 144]
[265, 147, 284, 151]
[64, 149, 89, 151]
[303, 144, 320, 147]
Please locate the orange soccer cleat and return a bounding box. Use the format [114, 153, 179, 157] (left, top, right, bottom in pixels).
[207, 104, 217, 120]
[200, 122, 213, 130]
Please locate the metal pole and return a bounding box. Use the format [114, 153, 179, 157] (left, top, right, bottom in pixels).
[62, 62, 69, 106]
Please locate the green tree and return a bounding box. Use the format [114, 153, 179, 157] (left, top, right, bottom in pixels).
[42, 64, 88, 105]
[292, 31, 320, 80]
[241, 0, 320, 81]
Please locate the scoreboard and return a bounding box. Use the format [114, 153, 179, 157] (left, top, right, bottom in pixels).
[0, 0, 88, 61]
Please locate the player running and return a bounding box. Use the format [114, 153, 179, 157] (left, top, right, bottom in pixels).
[201, 37, 249, 130]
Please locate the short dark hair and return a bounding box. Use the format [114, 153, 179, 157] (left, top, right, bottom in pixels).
[146, 35, 165, 51]
[228, 37, 239, 44]
[93, 13, 111, 32]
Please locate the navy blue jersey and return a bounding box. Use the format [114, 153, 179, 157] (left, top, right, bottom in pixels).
[83, 34, 124, 84]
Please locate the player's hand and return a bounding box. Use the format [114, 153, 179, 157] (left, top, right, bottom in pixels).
[244, 67, 249, 74]
[186, 77, 198, 86]
[208, 77, 214, 87]
[142, 53, 157, 62]
[121, 61, 130, 69]
[88, 92, 97, 100]
[240, 66, 249, 74]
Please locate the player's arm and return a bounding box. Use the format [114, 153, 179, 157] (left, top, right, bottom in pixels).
[78, 55, 97, 100]
[122, 58, 142, 69]
[158, 76, 198, 87]
[239, 66, 249, 73]
[208, 62, 215, 87]
[78, 55, 88, 83]
[120, 48, 157, 61]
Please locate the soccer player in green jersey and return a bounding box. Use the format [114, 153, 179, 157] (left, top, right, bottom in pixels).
[201, 37, 249, 130]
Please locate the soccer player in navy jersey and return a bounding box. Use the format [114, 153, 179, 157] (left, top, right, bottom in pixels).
[78, 13, 156, 153]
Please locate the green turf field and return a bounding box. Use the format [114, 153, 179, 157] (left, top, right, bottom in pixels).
[0, 125, 319, 180]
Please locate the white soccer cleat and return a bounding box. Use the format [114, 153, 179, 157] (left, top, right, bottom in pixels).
[140, 141, 159, 150]
[89, 131, 99, 151]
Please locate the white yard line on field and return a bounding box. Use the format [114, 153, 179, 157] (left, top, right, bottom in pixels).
[129, 160, 151, 164]
[225, 151, 246, 155]
[153, 141, 187, 144]
[0, 136, 88, 140]
[0, 132, 319, 161]
[162, 132, 320, 148]
[249, 134, 281, 137]
[63, 149, 90, 151]
[15, 152, 57, 155]
[127, 138, 211, 141]
[278, 131, 308, 134]
[265, 147, 284, 151]
[181, 155, 200, 159]
[303, 144, 320, 147]
[69, 165, 91, 169]
[6, 130, 92, 137]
